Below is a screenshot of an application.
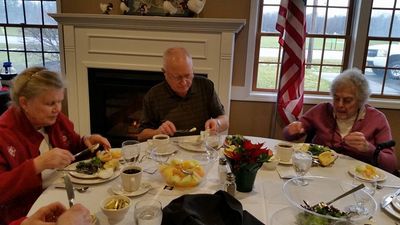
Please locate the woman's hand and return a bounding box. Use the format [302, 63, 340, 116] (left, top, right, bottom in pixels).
[56, 204, 91, 225]
[343, 132, 369, 152]
[21, 202, 66, 225]
[83, 134, 111, 151]
[286, 121, 305, 136]
[33, 148, 74, 173]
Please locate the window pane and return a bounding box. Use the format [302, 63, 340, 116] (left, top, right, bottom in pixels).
[0, 0, 6, 23]
[320, 66, 341, 92]
[304, 65, 320, 91]
[256, 63, 278, 89]
[397, 0, 400, 8]
[43, 28, 59, 52]
[369, 9, 392, 37]
[366, 40, 389, 70]
[323, 38, 344, 65]
[328, 0, 348, 7]
[7, 27, 24, 51]
[0, 27, 6, 49]
[326, 8, 347, 35]
[307, 0, 327, 6]
[0, 52, 8, 63]
[44, 52, 60, 72]
[306, 7, 326, 34]
[27, 52, 43, 67]
[25, 28, 42, 51]
[259, 36, 280, 63]
[261, 6, 279, 33]
[305, 38, 323, 64]
[9, 51, 26, 73]
[392, 10, 400, 37]
[383, 71, 400, 95]
[264, 0, 280, 4]
[373, 0, 395, 8]
[25, 1, 42, 25]
[365, 68, 384, 94]
[7, 0, 24, 24]
[43, 1, 57, 25]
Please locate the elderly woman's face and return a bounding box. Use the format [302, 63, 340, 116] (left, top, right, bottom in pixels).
[20, 88, 64, 129]
[332, 85, 359, 120]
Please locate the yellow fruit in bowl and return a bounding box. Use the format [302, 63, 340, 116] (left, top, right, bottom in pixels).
[159, 158, 205, 187]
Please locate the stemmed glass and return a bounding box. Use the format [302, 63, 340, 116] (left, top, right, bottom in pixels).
[291, 150, 313, 186]
[122, 140, 141, 165]
[347, 176, 377, 215]
[204, 131, 223, 153]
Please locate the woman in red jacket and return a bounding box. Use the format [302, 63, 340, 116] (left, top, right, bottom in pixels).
[0, 67, 111, 224]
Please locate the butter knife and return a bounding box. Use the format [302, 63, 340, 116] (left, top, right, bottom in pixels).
[63, 175, 75, 207]
[381, 188, 400, 208]
[73, 143, 100, 158]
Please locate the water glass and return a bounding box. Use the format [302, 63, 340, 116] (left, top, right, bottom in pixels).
[204, 131, 223, 152]
[349, 176, 377, 215]
[292, 150, 313, 185]
[134, 199, 163, 225]
[122, 140, 140, 165]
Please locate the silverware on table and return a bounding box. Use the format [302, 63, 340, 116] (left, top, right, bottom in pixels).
[381, 188, 400, 208]
[55, 185, 89, 193]
[377, 184, 400, 189]
[73, 143, 100, 158]
[63, 175, 75, 207]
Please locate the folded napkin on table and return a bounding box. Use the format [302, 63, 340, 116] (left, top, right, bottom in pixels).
[162, 190, 264, 225]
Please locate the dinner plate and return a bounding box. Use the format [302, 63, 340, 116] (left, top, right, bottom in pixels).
[392, 196, 400, 212]
[177, 142, 206, 152]
[348, 165, 387, 182]
[382, 194, 400, 220]
[146, 144, 177, 156]
[111, 182, 152, 197]
[68, 169, 121, 185]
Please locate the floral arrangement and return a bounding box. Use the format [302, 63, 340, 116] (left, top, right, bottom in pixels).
[223, 135, 273, 172]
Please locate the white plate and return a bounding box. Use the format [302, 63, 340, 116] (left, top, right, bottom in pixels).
[392, 196, 400, 212]
[382, 194, 400, 220]
[348, 165, 387, 182]
[146, 144, 177, 156]
[111, 182, 152, 197]
[69, 169, 121, 185]
[177, 142, 206, 152]
[279, 159, 293, 165]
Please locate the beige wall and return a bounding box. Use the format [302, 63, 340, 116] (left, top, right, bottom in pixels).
[60, 1, 400, 163]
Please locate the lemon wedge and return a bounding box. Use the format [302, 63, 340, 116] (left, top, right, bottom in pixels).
[318, 151, 337, 167]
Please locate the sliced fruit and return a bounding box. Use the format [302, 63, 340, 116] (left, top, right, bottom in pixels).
[318, 151, 337, 167]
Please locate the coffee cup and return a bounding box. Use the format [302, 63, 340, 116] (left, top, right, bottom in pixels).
[276, 142, 294, 163]
[148, 134, 170, 153]
[121, 165, 142, 192]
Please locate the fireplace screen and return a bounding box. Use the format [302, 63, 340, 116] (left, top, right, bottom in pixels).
[88, 68, 163, 147]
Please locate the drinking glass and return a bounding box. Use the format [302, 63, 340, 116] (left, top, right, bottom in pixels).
[134, 199, 163, 225]
[291, 150, 313, 185]
[204, 131, 223, 153]
[347, 176, 377, 215]
[122, 140, 140, 165]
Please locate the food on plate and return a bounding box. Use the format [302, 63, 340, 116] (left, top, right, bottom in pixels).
[97, 150, 113, 162]
[355, 164, 378, 179]
[104, 198, 129, 210]
[75, 156, 120, 176]
[110, 149, 122, 159]
[159, 159, 205, 187]
[297, 201, 349, 225]
[98, 168, 114, 179]
[318, 151, 337, 167]
[308, 144, 332, 156]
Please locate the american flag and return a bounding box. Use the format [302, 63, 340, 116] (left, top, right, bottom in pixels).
[276, 0, 306, 125]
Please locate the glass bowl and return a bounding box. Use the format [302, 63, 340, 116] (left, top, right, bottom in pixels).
[282, 176, 377, 224]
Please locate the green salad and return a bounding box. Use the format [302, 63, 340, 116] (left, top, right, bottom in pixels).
[308, 144, 332, 156]
[297, 202, 350, 225]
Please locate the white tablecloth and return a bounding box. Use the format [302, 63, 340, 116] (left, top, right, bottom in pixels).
[28, 136, 400, 225]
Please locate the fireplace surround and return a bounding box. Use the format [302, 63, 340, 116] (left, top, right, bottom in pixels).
[50, 13, 245, 136]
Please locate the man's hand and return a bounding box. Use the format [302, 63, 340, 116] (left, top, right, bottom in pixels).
[21, 202, 66, 225]
[343, 132, 369, 152]
[158, 120, 176, 136]
[205, 118, 219, 132]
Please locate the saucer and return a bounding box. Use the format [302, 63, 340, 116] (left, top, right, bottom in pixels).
[279, 159, 292, 165]
[111, 182, 152, 197]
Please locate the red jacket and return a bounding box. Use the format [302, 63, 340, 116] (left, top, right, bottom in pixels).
[0, 106, 85, 225]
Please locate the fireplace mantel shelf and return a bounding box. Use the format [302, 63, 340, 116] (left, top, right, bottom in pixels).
[50, 13, 245, 33]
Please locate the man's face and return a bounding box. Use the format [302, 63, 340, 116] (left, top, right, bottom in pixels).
[163, 57, 194, 97]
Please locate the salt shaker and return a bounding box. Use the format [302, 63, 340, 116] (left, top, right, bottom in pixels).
[218, 157, 228, 183]
[224, 172, 236, 197]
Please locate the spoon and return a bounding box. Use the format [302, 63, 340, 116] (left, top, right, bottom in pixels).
[55, 186, 89, 193]
[312, 183, 365, 208]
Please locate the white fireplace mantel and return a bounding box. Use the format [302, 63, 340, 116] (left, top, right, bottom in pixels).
[51, 13, 245, 135]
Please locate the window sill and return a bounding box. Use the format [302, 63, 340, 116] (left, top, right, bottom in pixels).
[231, 85, 400, 109]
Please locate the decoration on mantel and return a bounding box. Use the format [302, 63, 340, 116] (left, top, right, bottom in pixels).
[119, 0, 205, 17]
[100, 2, 113, 14]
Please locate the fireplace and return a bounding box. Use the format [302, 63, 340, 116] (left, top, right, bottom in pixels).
[50, 13, 245, 136]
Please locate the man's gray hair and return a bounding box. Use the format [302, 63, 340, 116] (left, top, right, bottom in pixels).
[330, 68, 371, 107]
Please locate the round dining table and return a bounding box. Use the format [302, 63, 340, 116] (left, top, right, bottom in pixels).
[28, 136, 400, 225]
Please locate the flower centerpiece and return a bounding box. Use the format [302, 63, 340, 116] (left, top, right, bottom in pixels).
[223, 135, 273, 192]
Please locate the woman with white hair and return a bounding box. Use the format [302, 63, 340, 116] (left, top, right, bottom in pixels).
[283, 68, 397, 173]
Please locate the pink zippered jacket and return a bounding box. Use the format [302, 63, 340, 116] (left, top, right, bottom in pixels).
[283, 103, 398, 173]
[0, 106, 85, 225]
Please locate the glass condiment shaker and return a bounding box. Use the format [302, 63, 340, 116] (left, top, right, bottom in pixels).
[224, 172, 236, 197]
[218, 157, 228, 184]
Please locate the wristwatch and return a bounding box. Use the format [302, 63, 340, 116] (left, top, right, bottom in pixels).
[216, 118, 221, 129]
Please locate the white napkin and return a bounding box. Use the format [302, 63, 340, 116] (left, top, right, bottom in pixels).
[276, 166, 311, 179]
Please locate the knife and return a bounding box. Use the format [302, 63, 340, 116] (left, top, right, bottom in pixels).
[73, 143, 100, 159]
[63, 175, 75, 207]
[381, 188, 400, 208]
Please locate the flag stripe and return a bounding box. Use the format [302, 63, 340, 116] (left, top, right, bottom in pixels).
[276, 0, 306, 125]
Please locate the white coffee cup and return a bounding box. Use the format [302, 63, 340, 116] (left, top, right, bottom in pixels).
[276, 142, 294, 163]
[148, 134, 170, 153]
[121, 165, 142, 192]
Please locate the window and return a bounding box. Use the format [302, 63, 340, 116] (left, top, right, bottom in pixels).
[254, 0, 352, 94]
[0, 0, 59, 74]
[364, 0, 400, 96]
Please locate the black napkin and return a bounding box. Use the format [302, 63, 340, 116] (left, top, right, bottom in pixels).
[161, 190, 265, 225]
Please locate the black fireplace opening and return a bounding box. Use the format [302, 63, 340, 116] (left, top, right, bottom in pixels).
[88, 68, 164, 147]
